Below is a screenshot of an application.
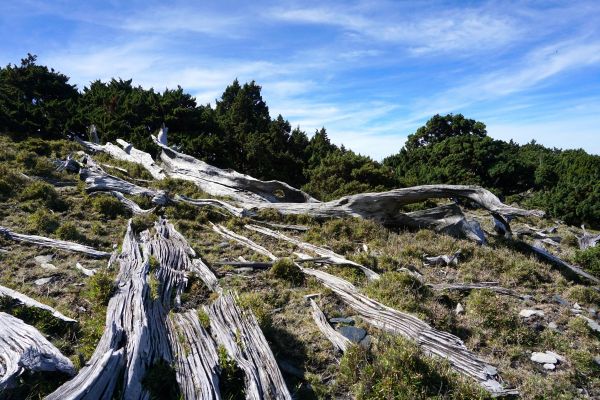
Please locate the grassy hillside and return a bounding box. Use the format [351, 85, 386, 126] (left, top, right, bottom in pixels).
[0, 134, 598, 399]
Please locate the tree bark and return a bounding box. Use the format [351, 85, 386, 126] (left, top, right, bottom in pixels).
[0, 226, 110, 259]
[0, 312, 75, 391]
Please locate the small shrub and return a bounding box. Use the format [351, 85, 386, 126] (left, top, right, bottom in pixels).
[574, 246, 600, 278]
[15, 150, 38, 169]
[565, 285, 600, 306]
[84, 271, 115, 307]
[562, 233, 579, 247]
[131, 213, 155, 233]
[148, 273, 160, 301]
[91, 195, 126, 219]
[338, 336, 489, 399]
[56, 221, 84, 242]
[17, 137, 51, 156]
[27, 208, 60, 233]
[29, 157, 57, 177]
[218, 345, 245, 400]
[363, 271, 431, 317]
[154, 177, 207, 198]
[142, 359, 180, 400]
[197, 309, 210, 329]
[20, 180, 65, 210]
[269, 258, 305, 286]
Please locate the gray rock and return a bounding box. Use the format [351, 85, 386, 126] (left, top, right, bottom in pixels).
[547, 322, 558, 330]
[455, 303, 464, 315]
[543, 363, 556, 370]
[329, 317, 355, 325]
[588, 308, 596, 317]
[34, 255, 53, 264]
[40, 262, 58, 270]
[484, 365, 497, 376]
[34, 276, 55, 286]
[573, 302, 582, 310]
[552, 294, 569, 306]
[359, 335, 372, 349]
[531, 352, 557, 364]
[217, 242, 229, 249]
[520, 309, 545, 318]
[545, 351, 565, 363]
[338, 326, 367, 343]
[593, 356, 600, 366]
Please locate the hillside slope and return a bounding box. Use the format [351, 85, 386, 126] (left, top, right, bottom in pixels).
[0, 133, 599, 399]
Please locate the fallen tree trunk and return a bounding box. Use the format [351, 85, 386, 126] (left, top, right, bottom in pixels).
[212, 224, 278, 261]
[46, 221, 170, 399]
[0, 312, 75, 390]
[578, 226, 600, 250]
[302, 267, 517, 396]
[152, 135, 316, 204]
[75, 137, 166, 180]
[243, 185, 543, 223]
[527, 241, 600, 285]
[109, 191, 155, 214]
[205, 293, 292, 400]
[0, 226, 110, 259]
[309, 299, 351, 353]
[0, 285, 76, 323]
[245, 224, 380, 280]
[167, 310, 221, 400]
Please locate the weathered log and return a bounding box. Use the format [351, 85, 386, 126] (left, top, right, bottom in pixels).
[109, 191, 155, 215]
[0, 312, 75, 390]
[301, 268, 517, 396]
[0, 226, 110, 259]
[514, 225, 561, 244]
[205, 293, 292, 400]
[167, 310, 221, 400]
[245, 224, 380, 280]
[243, 185, 543, 223]
[152, 134, 317, 204]
[249, 220, 309, 232]
[309, 299, 351, 353]
[75, 136, 166, 180]
[46, 221, 170, 399]
[0, 284, 76, 322]
[428, 282, 525, 299]
[176, 194, 248, 218]
[578, 225, 600, 250]
[212, 224, 278, 261]
[527, 240, 600, 285]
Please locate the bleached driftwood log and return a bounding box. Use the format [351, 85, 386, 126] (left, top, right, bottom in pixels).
[109, 191, 155, 214]
[167, 310, 221, 400]
[214, 226, 515, 396]
[528, 241, 600, 285]
[206, 293, 292, 400]
[212, 224, 278, 261]
[0, 285, 76, 323]
[80, 165, 166, 202]
[244, 185, 542, 221]
[245, 224, 380, 280]
[75, 136, 166, 180]
[151, 135, 316, 204]
[46, 222, 171, 399]
[428, 282, 525, 299]
[302, 268, 516, 396]
[309, 299, 351, 353]
[0, 312, 75, 390]
[0, 226, 109, 259]
[176, 195, 248, 218]
[250, 220, 309, 232]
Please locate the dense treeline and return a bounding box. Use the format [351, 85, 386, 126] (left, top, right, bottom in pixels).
[1, 55, 598, 226]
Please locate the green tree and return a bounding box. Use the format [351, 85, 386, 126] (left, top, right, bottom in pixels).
[0, 54, 79, 138]
[404, 113, 487, 151]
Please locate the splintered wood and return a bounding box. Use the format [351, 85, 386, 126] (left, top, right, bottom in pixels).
[0, 312, 75, 391]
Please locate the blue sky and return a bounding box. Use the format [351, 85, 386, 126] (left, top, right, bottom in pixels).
[2, 0, 600, 159]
